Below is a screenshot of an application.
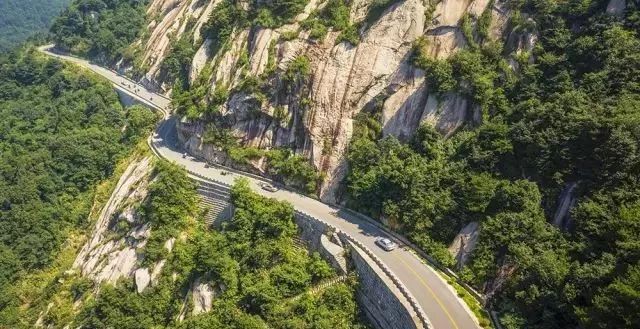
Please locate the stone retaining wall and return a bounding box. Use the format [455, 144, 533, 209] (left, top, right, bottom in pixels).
[349, 242, 421, 329]
[294, 212, 348, 275]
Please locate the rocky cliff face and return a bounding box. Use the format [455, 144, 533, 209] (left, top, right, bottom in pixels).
[131, 0, 517, 202]
[73, 157, 171, 294]
[73, 157, 153, 285]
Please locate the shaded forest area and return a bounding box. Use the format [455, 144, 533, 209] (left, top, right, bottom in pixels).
[0, 0, 70, 51]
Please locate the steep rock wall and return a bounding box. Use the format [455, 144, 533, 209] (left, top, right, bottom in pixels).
[134, 0, 513, 202]
[73, 157, 153, 284]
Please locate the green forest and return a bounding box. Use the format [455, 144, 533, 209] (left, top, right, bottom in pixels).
[0, 47, 157, 325]
[347, 1, 640, 328]
[0, 0, 70, 52]
[8, 0, 640, 327]
[73, 165, 366, 329]
[51, 0, 148, 62]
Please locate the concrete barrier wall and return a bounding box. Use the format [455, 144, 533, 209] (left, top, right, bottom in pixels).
[294, 213, 428, 329]
[294, 212, 348, 274]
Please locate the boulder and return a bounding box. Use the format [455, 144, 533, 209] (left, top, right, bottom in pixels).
[449, 221, 480, 269]
[192, 279, 214, 315]
[135, 268, 151, 293]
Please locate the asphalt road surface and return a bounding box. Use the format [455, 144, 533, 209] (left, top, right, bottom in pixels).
[39, 45, 481, 329]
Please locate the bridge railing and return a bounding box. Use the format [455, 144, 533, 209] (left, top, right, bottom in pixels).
[299, 212, 433, 329]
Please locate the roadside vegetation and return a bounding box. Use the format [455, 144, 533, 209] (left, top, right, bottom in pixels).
[74, 175, 367, 328]
[346, 2, 640, 328]
[0, 47, 157, 326]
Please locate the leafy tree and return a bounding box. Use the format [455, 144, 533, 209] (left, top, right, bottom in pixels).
[346, 2, 640, 327]
[75, 177, 365, 328]
[51, 0, 148, 62]
[0, 0, 69, 52]
[0, 48, 155, 326]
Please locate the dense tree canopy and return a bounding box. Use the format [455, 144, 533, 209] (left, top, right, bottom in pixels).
[347, 1, 640, 328]
[51, 0, 148, 62]
[75, 173, 367, 328]
[0, 48, 157, 325]
[0, 0, 69, 52]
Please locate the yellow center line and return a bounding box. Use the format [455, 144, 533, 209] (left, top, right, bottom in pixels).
[396, 254, 460, 329]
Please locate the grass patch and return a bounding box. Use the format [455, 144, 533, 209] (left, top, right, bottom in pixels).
[443, 274, 492, 328]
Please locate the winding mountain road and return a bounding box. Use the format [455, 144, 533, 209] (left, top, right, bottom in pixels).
[39, 45, 481, 329]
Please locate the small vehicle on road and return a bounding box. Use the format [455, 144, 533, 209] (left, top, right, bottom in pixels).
[260, 183, 278, 192]
[375, 237, 398, 251]
[220, 171, 231, 176]
[182, 153, 188, 159]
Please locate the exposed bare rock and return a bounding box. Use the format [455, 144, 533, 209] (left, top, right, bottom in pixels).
[193, 0, 221, 43]
[350, 0, 374, 23]
[147, 0, 180, 14]
[151, 260, 167, 285]
[433, 0, 473, 26]
[190, 39, 212, 83]
[34, 302, 54, 328]
[488, 0, 511, 40]
[142, 1, 190, 80]
[423, 27, 467, 59]
[73, 157, 152, 283]
[484, 263, 517, 300]
[119, 207, 137, 223]
[145, 0, 513, 202]
[142, 0, 213, 92]
[135, 268, 151, 293]
[192, 278, 214, 315]
[449, 221, 480, 269]
[506, 29, 538, 70]
[311, 0, 426, 202]
[212, 29, 250, 90]
[552, 182, 579, 231]
[421, 93, 470, 137]
[381, 70, 428, 140]
[94, 247, 139, 284]
[467, 0, 492, 17]
[249, 28, 279, 76]
[164, 237, 176, 253]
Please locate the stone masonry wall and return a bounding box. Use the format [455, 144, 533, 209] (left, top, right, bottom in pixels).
[295, 211, 348, 274]
[348, 241, 422, 329]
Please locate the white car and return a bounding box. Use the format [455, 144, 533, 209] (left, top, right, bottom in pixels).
[375, 237, 398, 251]
[261, 183, 278, 192]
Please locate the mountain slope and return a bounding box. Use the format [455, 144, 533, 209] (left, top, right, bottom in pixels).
[0, 0, 69, 51]
[0, 48, 157, 326]
[50, 0, 640, 328]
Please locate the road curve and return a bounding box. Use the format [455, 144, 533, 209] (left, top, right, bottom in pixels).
[39, 45, 481, 329]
